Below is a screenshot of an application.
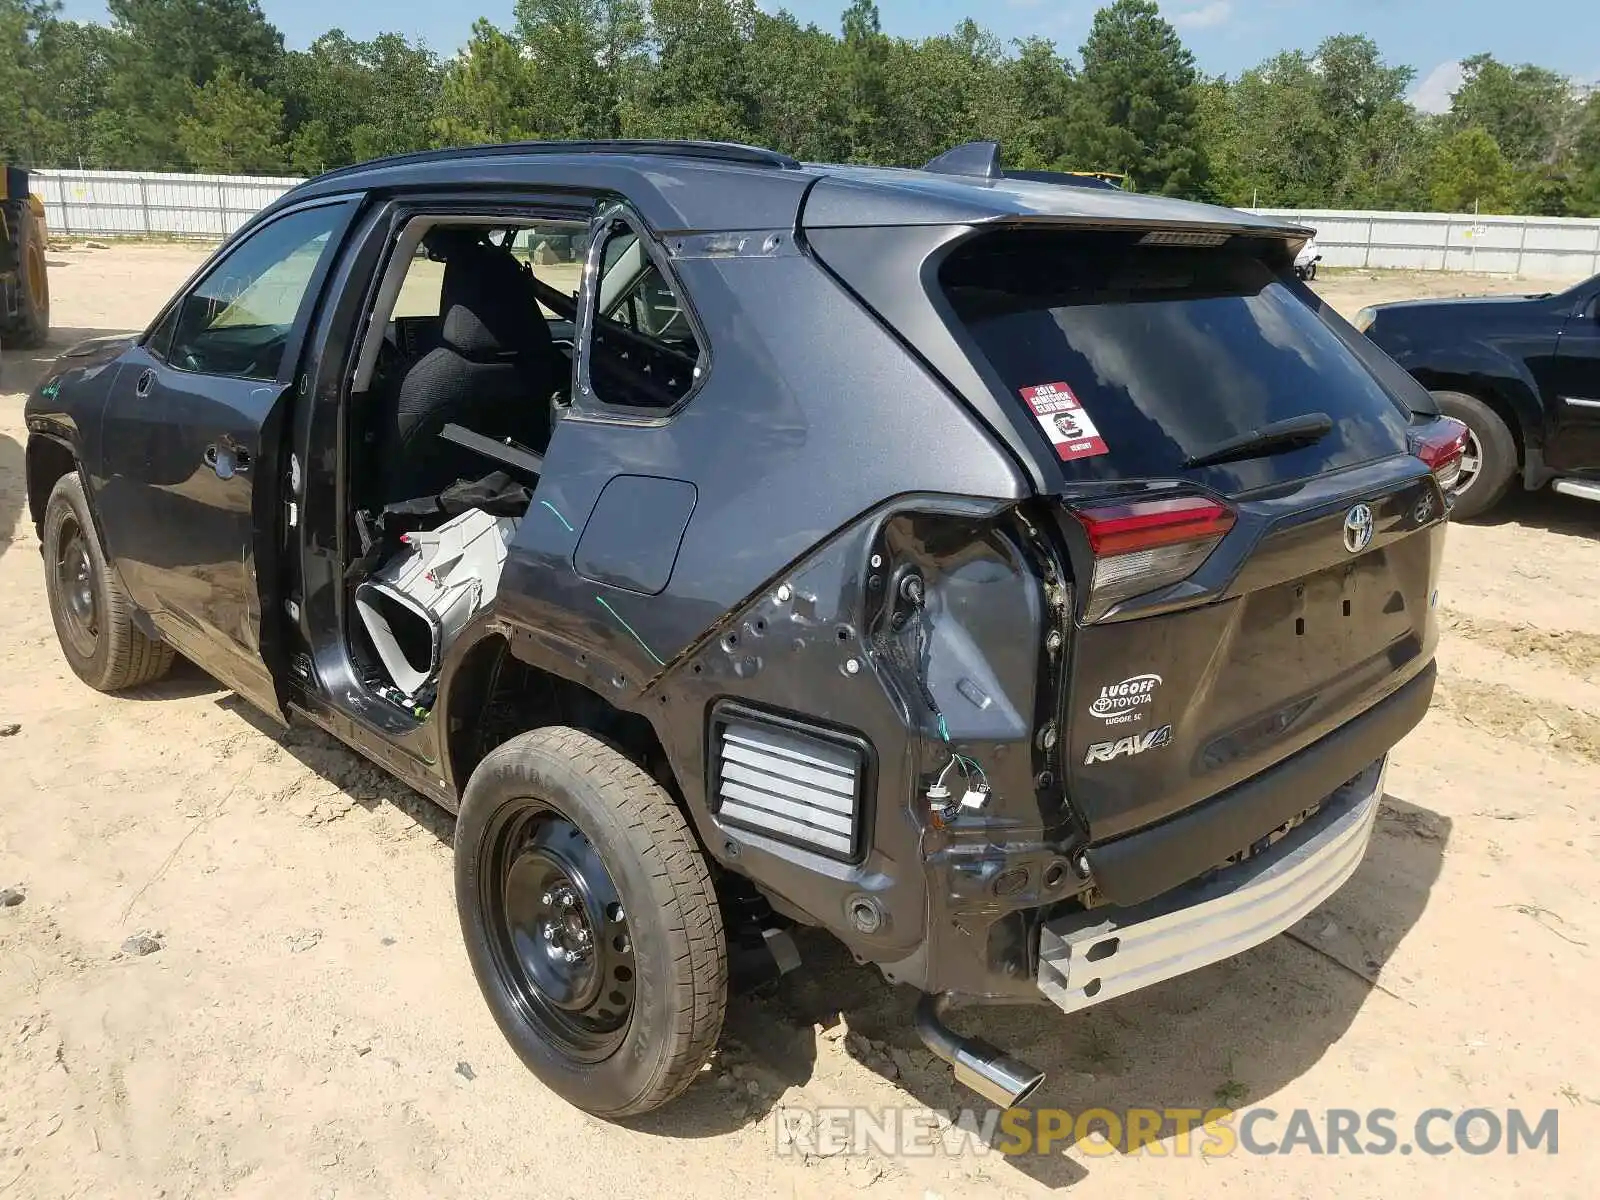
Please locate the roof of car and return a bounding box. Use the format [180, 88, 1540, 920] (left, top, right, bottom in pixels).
[276, 140, 1309, 240]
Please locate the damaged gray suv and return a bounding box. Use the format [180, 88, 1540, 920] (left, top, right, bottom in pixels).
[25, 140, 1463, 1117]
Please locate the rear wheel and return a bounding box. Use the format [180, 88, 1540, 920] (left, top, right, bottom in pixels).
[455, 726, 726, 1117]
[41, 473, 175, 691]
[1, 210, 49, 348]
[1429, 390, 1516, 519]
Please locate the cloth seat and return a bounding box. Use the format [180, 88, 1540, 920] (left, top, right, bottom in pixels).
[380, 240, 565, 503]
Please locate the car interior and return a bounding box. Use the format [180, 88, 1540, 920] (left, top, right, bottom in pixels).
[339, 215, 702, 718]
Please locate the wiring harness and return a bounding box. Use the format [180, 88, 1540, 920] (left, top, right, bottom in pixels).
[870, 570, 991, 818]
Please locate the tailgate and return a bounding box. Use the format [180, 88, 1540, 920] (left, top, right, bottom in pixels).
[812, 220, 1450, 842]
[1064, 461, 1445, 842]
[921, 224, 1445, 842]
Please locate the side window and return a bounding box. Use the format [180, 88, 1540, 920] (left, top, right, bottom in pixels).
[165, 205, 344, 381]
[583, 216, 702, 410]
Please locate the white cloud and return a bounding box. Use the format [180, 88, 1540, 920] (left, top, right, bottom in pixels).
[1410, 60, 1464, 115]
[1170, 1, 1234, 29]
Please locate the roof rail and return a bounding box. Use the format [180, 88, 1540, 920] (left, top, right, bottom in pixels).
[310, 139, 801, 185]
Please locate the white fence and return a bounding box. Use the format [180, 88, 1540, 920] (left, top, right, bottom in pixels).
[33, 169, 304, 239]
[1252, 208, 1600, 279]
[29, 169, 1600, 279]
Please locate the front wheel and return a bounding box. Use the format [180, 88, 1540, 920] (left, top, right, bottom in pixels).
[41, 473, 175, 690]
[455, 727, 727, 1117]
[1429, 390, 1517, 519]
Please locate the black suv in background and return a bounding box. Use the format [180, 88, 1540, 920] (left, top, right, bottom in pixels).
[26, 140, 1460, 1118]
[1357, 273, 1600, 518]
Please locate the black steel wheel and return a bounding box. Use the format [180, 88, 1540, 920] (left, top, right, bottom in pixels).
[41, 472, 174, 691]
[482, 802, 637, 1062]
[455, 726, 726, 1117]
[54, 513, 99, 660]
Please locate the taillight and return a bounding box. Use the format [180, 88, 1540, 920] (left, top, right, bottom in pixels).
[1410, 418, 1469, 495]
[1069, 495, 1236, 621]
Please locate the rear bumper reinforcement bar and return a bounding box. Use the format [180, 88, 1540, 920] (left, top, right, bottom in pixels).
[1038, 756, 1386, 1015]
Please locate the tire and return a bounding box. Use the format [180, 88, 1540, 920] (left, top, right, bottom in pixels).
[1305, 261, 1318, 281]
[1, 209, 49, 349]
[1429, 390, 1517, 519]
[41, 473, 175, 691]
[455, 726, 727, 1117]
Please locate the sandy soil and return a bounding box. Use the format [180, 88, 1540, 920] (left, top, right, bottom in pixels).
[1314, 266, 1584, 312]
[2, 244, 1597, 1199]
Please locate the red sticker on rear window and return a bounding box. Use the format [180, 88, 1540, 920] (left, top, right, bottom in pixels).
[1019, 382, 1109, 462]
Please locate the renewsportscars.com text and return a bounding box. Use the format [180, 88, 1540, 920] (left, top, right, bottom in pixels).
[773, 1105, 1559, 1159]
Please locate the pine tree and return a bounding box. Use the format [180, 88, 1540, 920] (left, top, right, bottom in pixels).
[1068, 0, 1207, 196]
[176, 67, 285, 172]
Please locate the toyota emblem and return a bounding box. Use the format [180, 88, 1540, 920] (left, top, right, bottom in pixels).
[1343, 503, 1374, 554]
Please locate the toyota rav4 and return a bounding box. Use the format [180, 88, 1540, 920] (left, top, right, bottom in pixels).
[25, 139, 1459, 1118]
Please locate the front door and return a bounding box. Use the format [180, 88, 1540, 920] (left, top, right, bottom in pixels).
[96, 199, 355, 719]
[1547, 288, 1600, 475]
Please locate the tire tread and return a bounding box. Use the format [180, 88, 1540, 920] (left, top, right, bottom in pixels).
[1, 218, 49, 349]
[43, 473, 175, 691]
[463, 727, 726, 1116]
[1431, 389, 1517, 520]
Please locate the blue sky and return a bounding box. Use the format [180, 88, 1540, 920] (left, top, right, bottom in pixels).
[58, 0, 1600, 112]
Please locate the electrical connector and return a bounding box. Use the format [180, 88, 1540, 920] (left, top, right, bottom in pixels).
[959, 787, 990, 813]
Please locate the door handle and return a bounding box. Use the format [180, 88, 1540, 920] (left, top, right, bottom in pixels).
[204, 444, 249, 478]
[135, 369, 155, 398]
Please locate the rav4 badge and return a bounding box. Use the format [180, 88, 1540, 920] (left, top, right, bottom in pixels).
[1084, 724, 1174, 765]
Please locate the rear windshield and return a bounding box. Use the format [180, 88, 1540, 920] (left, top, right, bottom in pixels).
[942, 230, 1412, 492]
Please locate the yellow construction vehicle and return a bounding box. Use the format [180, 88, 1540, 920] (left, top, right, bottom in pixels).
[1, 165, 50, 348]
[1067, 170, 1130, 189]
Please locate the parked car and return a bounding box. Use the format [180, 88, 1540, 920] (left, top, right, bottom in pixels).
[1295, 236, 1322, 280]
[1357, 274, 1600, 518]
[25, 139, 1461, 1119]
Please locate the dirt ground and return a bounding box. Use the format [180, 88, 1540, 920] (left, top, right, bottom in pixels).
[2, 244, 1597, 1199]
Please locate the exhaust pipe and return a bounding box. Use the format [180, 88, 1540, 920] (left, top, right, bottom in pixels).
[914, 992, 1045, 1109]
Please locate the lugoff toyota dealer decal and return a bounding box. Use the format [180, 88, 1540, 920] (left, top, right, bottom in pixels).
[1089, 673, 1163, 725]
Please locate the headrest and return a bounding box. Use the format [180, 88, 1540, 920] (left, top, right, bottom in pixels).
[439, 241, 551, 360]
[422, 226, 486, 261]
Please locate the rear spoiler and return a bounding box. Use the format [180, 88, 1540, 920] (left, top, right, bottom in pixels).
[893, 142, 1310, 246]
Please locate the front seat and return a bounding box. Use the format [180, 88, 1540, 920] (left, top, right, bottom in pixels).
[381, 240, 566, 503]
